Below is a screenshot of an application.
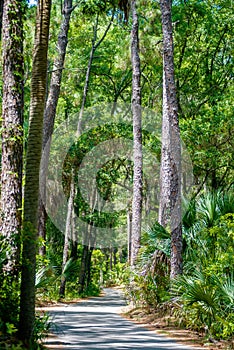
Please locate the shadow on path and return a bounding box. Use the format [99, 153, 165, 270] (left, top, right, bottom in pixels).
[43, 288, 202, 350]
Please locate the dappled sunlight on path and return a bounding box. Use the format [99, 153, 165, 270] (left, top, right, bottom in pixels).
[42, 288, 203, 350]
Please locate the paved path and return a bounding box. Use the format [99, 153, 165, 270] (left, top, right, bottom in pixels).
[42, 288, 202, 350]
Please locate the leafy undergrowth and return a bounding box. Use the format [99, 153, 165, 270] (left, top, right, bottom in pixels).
[123, 307, 234, 350]
[0, 337, 45, 350]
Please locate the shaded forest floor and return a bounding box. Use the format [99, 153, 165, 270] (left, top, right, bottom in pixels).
[122, 307, 234, 350]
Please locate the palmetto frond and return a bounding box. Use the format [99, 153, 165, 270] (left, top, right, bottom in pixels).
[218, 190, 234, 216]
[36, 258, 80, 289]
[196, 191, 220, 227]
[140, 222, 170, 264]
[35, 264, 59, 289]
[139, 223, 170, 278]
[215, 273, 234, 309]
[182, 197, 196, 230]
[61, 258, 80, 282]
[172, 271, 234, 329]
[143, 222, 170, 242]
[196, 189, 234, 228]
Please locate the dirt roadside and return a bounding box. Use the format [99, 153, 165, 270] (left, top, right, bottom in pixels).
[122, 307, 234, 350]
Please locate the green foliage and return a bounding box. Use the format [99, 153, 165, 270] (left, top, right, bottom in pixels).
[124, 223, 171, 308]
[124, 267, 170, 308]
[172, 0, 234, 189]
[124, 190, 234, 340]
[171, 272, 234, 339]
[80, 0, 115, 15]
[1, 0, 233, 346]
[35, 258, 79, 300]
[32, 312, 51, 344]
[104, 261, 126, 287]
[35, 264, 59, 289]
[0, 246, 49, 348]
[172, 190, 234, 339]
[0, 340, 26, 350]
[183, 190, 234, 276]
[0, 243, 19, 334]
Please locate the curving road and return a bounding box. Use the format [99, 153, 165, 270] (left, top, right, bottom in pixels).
[42, 288, 202, 350]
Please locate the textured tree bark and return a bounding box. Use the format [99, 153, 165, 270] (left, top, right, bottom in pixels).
[130, 0, 142, 266]
[38, 202, 47, 256]
[158, 0, 182, 278]
[38, 0, 74, 256]
[0, 0, 24, 276]
[19, 0, 51, 343]
[0, 0, 4, 40]
[127, 209, 132, 264]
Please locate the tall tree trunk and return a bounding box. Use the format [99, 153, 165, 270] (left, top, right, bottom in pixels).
[113, 247, 117, 266]
[130, 0, 142, 266]
[0, 0, 24, 276]
[59, 174, 75, 297]
[158, 0, 182, 279]
[0, 0, 4, 40]
[127, 209, 132, 264]
[70, 198, 78, 259]
[78, 185, 98, 294]
[19, 0, 51, 343]
[86, 246, 94, 289]
[110, 247, 113, 271]
[38, 0, 75, 256]
[70, 210, 78, 260]
[38, 202, 47, 256]
[78, 244, 89, 294]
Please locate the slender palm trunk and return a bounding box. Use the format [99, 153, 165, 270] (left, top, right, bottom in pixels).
[19, 0, 51, 343]
[159, 0, 182, 278]
[130, 0, 142, 266]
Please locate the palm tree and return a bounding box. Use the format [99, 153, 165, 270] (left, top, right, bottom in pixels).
[19, 0, 51, 344]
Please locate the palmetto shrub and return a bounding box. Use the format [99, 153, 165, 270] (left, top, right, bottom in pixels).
[171, 271, 234, 339]
[176, 189, 234, 339]
[124, 223, 171, 308]
[124, 189, 234, 339]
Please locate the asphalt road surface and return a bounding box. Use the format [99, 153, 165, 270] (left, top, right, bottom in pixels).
[42, 288, 202, 350]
